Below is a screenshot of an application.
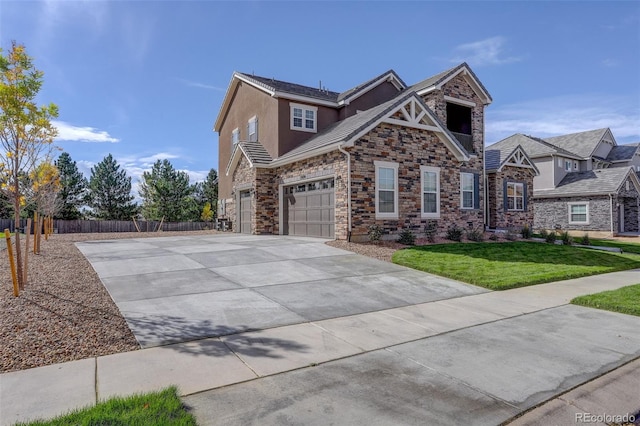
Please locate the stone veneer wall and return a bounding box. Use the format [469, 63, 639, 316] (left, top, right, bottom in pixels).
[349, 122, 483, 240]
[420, 74, 485, 156]
[533, 196, 613, 232]
[534, 174, 640, 234]
[488, 166, 534, 230]
[274, 151, 348, 239]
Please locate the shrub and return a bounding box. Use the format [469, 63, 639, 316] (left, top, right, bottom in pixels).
[397, 228, 416, 245]
[560, 230, 573, 245]
[446, 225, 463, 242]
[423, 220, 438, 243]
[545, 231, 557, 244]
[367, 224, 383, 243]
[520, 224, 532, 239]
[539, 229, 549, 240]
[579, 233, 591, 246]
[505, 228, 519, 241]
[489, 232, 499, 241]
[466, 227, 484, 242]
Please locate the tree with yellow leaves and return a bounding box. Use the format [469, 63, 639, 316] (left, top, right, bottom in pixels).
[0, 41, 58, 291]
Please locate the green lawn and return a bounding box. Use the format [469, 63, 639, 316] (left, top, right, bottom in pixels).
[571, 284, 640, 317]
[392, 241, 640, 290]
[17, 386, 196, 426]
[589, 239, 640, 255]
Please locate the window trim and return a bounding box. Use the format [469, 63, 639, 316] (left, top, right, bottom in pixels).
[506, 182, 525, 211]
[248, 116, 257, 141]
[290, 103, 318, 133]
[374, 160, 399, 219]
[564, 160, 572, 172]
[568, 202, 589, 225]
[231, 128, 239, 147]
[420, 165, 440, 218]
[460, 172, 475, 210]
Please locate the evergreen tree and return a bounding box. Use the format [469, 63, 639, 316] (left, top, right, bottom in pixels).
[139, 159, 194, 222]
[88, 154, 137, 220]
[55, 152, 88, 219]
[202, 168, 218, 218]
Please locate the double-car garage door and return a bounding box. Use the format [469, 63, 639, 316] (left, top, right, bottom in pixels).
[283, 178, 335, 238]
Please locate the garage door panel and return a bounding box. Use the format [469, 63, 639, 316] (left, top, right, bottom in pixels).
[284, 178, 335, 238]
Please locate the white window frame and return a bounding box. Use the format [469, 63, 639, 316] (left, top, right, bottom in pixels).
[290, 103, 317, 133]
[248, 116, 257, 141]
[460, 172, 475, 210]
[420, 165, 440, 218]
[568, 202, 589, 224]
[231, 128, 239, 147]
[374, 160, 399, 219]
[565, 160, 572, 171]
[506, 182, 524, 211]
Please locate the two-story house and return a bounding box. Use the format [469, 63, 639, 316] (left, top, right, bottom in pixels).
[214, 63, 492, 241]
[488, 129, 640, 235]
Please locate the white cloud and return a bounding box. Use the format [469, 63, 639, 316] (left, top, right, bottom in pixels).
[139, 153, 180, 164]
[54, 120, 119, 143]
[183, 170, 209, 183]
[451, 36, 522, 66]
[486, 94, 640, 144]
[178, 78, 226, 91]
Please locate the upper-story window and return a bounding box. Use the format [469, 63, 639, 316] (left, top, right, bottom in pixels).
[231, 128, 239, 147]
[248, 116, 258, 142]
[290, 103, 317, 133]
[446, 101, 474, 153]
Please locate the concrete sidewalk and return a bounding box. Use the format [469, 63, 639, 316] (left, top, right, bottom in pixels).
[1, 269, 639, 425]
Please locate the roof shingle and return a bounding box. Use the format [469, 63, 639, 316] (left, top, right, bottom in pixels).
[534, 167, 632, 197]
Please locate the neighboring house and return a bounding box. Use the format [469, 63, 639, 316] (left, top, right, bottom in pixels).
[484, 142, 539, 230]
[214, 63, 492, 240]
[490, 129, 640, 235]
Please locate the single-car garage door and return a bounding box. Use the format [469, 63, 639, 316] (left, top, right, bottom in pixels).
[284, 178, 334, 238]
[239, 190, 251, 234]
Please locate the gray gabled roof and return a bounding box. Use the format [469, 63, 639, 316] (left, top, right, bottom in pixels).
[545, 128, 611, 159]
[337, 70, 406, 103]
[236, 73, 340, 102]
[272, 90, 470, 165]
[487, 133, 577, 160]
[410, 62, 493, 104]
[534, 167, 636, 198]
[606, 143, 639, 162]
[484, 143, 539, 175]
[225, 140, 273, 176]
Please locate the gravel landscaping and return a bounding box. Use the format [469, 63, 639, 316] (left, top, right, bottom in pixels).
[0, 230, 221, 373]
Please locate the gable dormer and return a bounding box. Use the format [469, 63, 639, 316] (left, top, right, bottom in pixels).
[411, 63, 492, 155]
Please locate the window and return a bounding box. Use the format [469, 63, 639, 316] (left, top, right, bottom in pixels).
[231, 128, 239, 147]
[574, 161, 578, 170]
[290, 103, 317, 133]
[569, 203, 589, 224]
[565, 160, 572, 171]
[247, 116, 258, 141]
[506, 182, 524, 211]
[461, 172, 476, 209]
[421, 166, 440, 218]
[446, 102, 472, 135]
[375, 161, 399, 219]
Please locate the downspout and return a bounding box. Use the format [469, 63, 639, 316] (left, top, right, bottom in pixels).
[338, 144, 352, 241]
[609, 193, 614, 237]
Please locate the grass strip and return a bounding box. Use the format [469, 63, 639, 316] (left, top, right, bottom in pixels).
[571, 284, 640, 317]
[392, 241, 640, 290]
[17, 386, 196, 426]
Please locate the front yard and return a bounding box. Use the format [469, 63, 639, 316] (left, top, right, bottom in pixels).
[392, 241, 640, 290]
[571, 284, 640, 317]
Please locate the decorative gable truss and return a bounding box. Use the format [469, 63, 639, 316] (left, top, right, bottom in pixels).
[380, 97, 470, 161]
[498, 145, 539, 175]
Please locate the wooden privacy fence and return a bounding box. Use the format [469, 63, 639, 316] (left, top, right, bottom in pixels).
[0, 219, 211, 234]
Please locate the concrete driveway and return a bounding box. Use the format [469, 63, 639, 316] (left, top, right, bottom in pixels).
[76, 234, 485, 348]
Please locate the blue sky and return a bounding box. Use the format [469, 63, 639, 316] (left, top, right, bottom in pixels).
[2, 1, 639, 189]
